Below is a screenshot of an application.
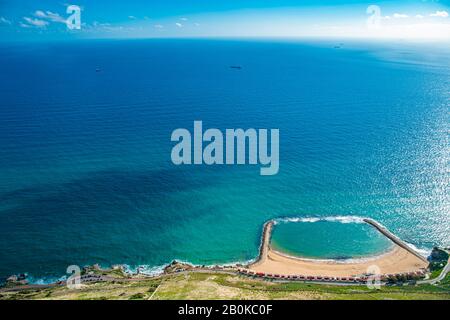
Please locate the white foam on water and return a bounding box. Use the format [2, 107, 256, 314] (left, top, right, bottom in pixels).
[123, 264, 167, 276]
[274, 215, 367, 225]
[404, 242, 432, 258]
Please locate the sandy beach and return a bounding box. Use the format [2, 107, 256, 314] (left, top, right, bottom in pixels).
[248, 220, 429, 277]
[249, 246, 428, 277]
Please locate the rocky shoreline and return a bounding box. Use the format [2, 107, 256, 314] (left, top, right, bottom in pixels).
[1, 260, 243, 289]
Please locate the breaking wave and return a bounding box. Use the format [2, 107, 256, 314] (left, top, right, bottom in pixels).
[274, 215, 367, 225]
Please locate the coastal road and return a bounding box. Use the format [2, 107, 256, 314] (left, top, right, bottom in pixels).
[418, 256, 450, 285]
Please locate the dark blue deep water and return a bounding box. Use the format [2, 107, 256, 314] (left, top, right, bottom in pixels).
[0, 39, 448, 282]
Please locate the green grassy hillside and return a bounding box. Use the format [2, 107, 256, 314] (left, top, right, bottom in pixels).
[1, 272, 449, 300]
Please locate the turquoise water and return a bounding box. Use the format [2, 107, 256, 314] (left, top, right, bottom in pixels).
[271, 218, 393, 259]
[0, 39, 448, 282]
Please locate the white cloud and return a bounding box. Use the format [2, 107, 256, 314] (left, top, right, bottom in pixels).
[430, 11, 449, 18]
[393, 13, 409, 19]
[415, 15, 424, 19]
[175, 22, 183, 28]
[102, 25, 124, 32]
[180, 17, 188, 21]
[92, 21, 111, 28]
[34, 10, 45, 18]
[154, 24, 164, 29]
[34, 10, 66, 23]
[194, 23, 200, 27]
[365, 22, 450, 40]
[22, 17, 49, 28]
[0, 17, 12, 25]
[128, 16, 137, 20]
[46, 11, 66, 23]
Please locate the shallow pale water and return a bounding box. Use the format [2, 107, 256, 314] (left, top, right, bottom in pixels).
[271, 219, 393, 259]
[0, 39, 448, 282]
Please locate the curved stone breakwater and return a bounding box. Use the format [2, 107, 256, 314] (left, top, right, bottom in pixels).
[246, 217, 429, 281]
[249, 220, 274, 268]
[362, 218, 428, 263]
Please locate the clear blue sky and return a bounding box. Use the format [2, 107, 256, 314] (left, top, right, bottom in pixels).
[0, 0, 449, 40]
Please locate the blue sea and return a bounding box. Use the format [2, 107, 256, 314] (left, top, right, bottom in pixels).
[0, 39, 448, 282]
